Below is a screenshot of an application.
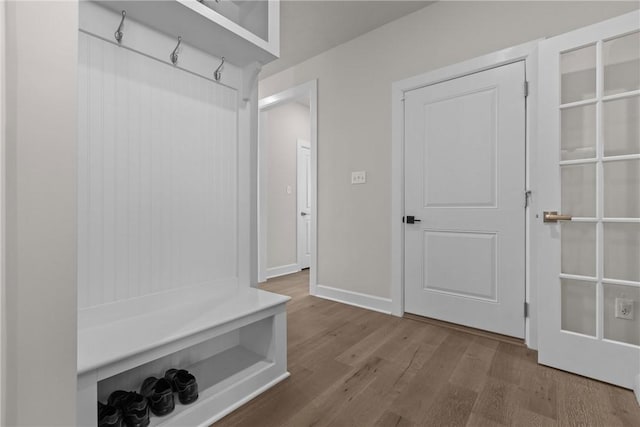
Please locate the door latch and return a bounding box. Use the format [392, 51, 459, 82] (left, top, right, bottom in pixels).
[405, 215, 421, 224]
[543, 211, 572, 222]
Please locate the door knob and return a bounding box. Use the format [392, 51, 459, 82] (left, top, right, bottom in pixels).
[543, 211, 572, 223]
[300, 212, 308, 217]
[405, 215, 421, 224]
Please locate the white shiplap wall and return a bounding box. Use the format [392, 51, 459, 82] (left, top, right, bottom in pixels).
[78, 32, 238, 309]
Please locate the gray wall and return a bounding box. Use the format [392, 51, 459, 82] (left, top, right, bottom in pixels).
[4, 1, 78, 424]
[259, 1, 639, 299]
[264, 102, 310, 269]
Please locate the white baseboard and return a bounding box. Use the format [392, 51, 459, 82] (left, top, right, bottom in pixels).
[634, 374, 640, 406]
[315, 284, 392, 314]
[266, 263, 300, 279]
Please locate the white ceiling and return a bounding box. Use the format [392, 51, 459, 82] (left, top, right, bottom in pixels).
[260, 0, 435, 78]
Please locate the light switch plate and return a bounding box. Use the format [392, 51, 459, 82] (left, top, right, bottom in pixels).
[351, 171, 366, 184]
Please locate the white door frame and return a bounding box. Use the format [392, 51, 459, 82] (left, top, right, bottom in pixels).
[258, 80, 318, 294]
[391, 40, 540, 348]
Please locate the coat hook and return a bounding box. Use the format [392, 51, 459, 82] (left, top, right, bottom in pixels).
[170, 36, 182, 65]
[214, 57, 225, 81]
[114, 10, 126, 44]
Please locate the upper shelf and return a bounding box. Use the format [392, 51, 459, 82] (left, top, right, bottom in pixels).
[94, 0, 280, 67]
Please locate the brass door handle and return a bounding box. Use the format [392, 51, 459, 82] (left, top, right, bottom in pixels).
[543, 211, 572, 223]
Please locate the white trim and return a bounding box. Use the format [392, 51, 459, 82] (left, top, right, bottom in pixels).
[258, 80, 318, 296]
[0, 0, 6, 421]
[634, 374, 640, 406]
[315, 285, 392, 315]
[391, 40, 540, 348]
[266, 263, 301, 279]
[238, 75, 258, 288]
[257, 109, 268, 283]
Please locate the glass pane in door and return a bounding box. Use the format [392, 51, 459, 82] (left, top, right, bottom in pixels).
[603, 159, 640, 218]
[603, 95, 640, 156]
[561, 222, 596, 277]
[561, 44, 597, 103]
[561, 279, 596, 336]
[561, 104, 596, 160]
[604, 31, 640, 96]
[604, 223, 640, 282]
[561, 164, 596, 217]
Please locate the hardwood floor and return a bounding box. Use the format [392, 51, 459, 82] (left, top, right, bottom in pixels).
[215, 270, 640, 426]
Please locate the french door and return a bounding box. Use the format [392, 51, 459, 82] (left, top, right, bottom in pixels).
[537, 11, 640, 388]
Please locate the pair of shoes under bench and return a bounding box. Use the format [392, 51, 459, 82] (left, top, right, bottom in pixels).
[98, 401, 122, 427]
[140, 377, 175, 417]
[141, 369, 198, 416]
[164, 368, 199, 405]
[99, 390, 150, 427]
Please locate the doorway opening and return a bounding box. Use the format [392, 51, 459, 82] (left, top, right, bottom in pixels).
[258, 80, 318, 296]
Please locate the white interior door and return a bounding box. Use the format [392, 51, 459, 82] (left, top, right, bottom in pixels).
[297, 139, 311, 269]
[538, 11, 640, 389]
[404, 61, 526, 338]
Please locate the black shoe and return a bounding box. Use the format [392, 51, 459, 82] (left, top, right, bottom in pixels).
[107, 391, 150, 427]
[165, 369, 199, 404]
[141, 377, 175, 416]
[98, 401, 123, 427]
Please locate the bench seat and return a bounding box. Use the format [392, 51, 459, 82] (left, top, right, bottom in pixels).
[77, 282, 290, 426]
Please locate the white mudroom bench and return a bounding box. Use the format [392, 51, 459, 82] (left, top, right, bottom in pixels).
[77, 283, 290, 426]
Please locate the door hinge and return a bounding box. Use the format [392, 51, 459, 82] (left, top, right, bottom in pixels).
[524, 190, 532, 208]
[524, 302, 529, 318]
[402, 216, 405, 223]
[524, 81, 529, 98]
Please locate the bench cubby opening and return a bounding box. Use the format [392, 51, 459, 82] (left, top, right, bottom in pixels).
[97, 315, 274, 400]
[78, 286, 289, 426]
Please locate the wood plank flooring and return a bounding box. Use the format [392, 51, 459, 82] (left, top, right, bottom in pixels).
[215, 270, 640, 426]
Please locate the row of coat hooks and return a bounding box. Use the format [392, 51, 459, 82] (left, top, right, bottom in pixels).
[113, 9, 225, 82]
